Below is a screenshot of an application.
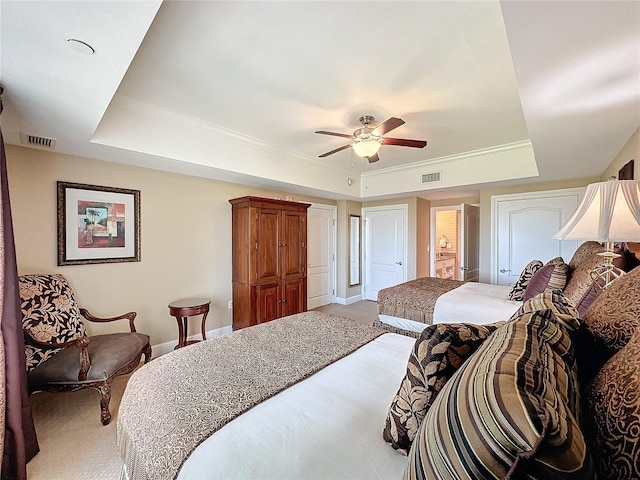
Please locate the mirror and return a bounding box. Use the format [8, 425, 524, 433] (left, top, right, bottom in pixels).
[349, 215, 361, 286]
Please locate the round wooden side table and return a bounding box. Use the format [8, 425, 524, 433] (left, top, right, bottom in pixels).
[168, 298, 211, 349]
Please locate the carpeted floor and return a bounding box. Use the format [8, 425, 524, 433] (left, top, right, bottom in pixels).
[26, 300, 378, 480]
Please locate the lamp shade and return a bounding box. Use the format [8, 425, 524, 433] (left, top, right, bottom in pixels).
[554, 179, 640, 242]
[352, 138, 382, 158]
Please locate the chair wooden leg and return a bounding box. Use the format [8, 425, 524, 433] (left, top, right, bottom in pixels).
[144, 344, 152, 363]
[98, 382, 112, 426]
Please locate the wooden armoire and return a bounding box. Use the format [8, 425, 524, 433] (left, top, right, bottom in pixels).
[229, 196, 310, 330]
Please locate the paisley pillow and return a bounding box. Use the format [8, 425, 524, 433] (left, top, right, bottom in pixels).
[508, 259, 544, 301]
[585, 330, 640, 479]
[383, 322, 500, 454]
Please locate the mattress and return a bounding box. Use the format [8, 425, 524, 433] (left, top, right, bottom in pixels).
[378, 282, 521, 334]
[121, 332, 415, 479]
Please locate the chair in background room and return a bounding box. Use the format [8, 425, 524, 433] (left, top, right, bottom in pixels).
[19, 274, 151, 425]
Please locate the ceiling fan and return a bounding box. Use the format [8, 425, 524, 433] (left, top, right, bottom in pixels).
[315, 115, 427, 163]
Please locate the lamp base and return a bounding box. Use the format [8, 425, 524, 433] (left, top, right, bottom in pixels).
[590, 243, 625, 291]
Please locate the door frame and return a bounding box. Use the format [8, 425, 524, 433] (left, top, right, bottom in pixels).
[490, 187, 585, 284]
[429, 205, 460, 278]
[362, 204, 409, 300]
[307, 203, 337, 308]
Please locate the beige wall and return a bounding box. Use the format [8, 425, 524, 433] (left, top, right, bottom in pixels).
[336, 200, 363, 301]
[6, 145, 335, 348]
[600, 126, 639, 181]
[416, 197, 431, 278]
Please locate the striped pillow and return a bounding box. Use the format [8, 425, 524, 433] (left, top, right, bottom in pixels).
[405, 309, 594, 480]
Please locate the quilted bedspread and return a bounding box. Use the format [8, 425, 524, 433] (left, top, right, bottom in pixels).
[117, 311, 385, 480]
[377, 277, 464, 324]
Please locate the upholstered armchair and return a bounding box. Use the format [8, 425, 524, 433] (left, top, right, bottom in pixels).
[19, 274, 151, 425]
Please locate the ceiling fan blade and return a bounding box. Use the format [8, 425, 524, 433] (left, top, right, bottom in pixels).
[367, 153, 380, 163]
[371, 117, 405, 136]
[319, 144, 352, 158]
[315, 130, 353, 139]
[382, 137, 427, 148]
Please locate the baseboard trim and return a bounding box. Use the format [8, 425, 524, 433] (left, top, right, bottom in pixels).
[151, 325, 233, 358]
[335, 294, 363, 306]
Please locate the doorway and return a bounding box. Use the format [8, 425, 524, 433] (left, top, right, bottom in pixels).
[430, 204, 479, 281]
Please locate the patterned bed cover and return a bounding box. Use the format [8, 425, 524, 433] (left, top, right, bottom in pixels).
[377, 277, 464, 325]
[117, 311, 385, 480]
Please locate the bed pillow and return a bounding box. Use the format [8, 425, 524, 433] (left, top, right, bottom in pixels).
[522, 257, 570, 301]
[508, 259, 544, 301]
[585, 330, 640, 480]
[582, 265, 640, 354]
[405, 308, 594, 480]
[383, 322, 500, 455]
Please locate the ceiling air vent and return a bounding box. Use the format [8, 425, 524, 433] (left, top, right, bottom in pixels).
[421, 171, 441, 184]
[20, 133, 57, 150]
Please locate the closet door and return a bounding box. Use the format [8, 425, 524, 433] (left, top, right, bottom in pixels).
[491, 188, 583, 285]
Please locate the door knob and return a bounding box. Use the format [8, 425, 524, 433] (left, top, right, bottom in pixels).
[460, 266, 469, 271]
[499, 268, 511, 273]
[395, 261, 403, 265]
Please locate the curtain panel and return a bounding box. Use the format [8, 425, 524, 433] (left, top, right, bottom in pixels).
[0, 127, 39, 479]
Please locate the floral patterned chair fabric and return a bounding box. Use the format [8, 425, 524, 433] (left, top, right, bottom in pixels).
[20, 274, 88, 371]
[19, 274, 151, 425]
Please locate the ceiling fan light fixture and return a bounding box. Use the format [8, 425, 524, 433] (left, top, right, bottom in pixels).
[352, 137, 382, 158]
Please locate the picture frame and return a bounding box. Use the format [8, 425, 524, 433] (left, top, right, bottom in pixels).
[618, 159, 634, 180]
[57, 181, 140, 265]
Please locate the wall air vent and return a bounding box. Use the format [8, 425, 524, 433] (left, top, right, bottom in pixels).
[20, 133, 57, 150]
[421, 171, 441, 184]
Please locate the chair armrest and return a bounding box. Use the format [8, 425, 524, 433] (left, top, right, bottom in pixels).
[79, 308, 138, 332]
[24, 332, 91, 381]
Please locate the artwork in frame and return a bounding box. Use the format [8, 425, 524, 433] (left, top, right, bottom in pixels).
[57, 181, 140, 265]
[618, 159, 634, 180]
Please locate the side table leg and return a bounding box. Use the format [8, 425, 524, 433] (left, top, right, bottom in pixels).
[175, 315, 185, 349]
[182, 317, 189, 347]
[201, 311, 209, 341]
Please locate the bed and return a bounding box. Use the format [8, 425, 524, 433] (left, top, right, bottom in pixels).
[117, 311, 414, 480]
[375, 277, 521, 336]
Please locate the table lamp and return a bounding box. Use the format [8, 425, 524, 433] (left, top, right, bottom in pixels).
[554, 178, 640, 289]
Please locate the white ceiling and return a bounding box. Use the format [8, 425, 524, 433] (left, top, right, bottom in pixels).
[1, 1, 638, 201]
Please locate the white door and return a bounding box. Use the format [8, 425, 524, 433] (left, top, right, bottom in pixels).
[307, 204, 336, 309]
[460, 203, 479, 281]
[492, 188, 584, 285]
[363, 206, 407, 301]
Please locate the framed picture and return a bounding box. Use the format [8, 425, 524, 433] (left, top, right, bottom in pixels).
[618, 159, 634, 180]
[57, 181, 140, 265]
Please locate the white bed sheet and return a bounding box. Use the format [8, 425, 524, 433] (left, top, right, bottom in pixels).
[433, 282, 520, 324]
[378, 282, 521, 333]
[168, 333, 415, 480]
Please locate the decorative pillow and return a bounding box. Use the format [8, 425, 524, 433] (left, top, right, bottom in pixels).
[564, 242, 606, 310]
[582, 266, 640, 354]
[585, 330, 640, 480]
[508, 259, 544, 301]
[383, 322, 500, 454]
[405, 309, 594, 480]
[522, 258, 569, 301]
[19, 274, 87, 372]
[512, 289, 580, 331]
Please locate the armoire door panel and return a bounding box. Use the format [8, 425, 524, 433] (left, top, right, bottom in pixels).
[257, 283, 280, 324]
[256, 208, 280, 283]
[281, 211, 305, 279]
